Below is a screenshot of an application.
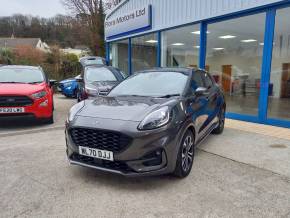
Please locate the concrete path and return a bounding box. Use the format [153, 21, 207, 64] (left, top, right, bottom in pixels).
[0, 128, 290, 218]
[200, 119, 290, 178]
[1, 96, 290, 217]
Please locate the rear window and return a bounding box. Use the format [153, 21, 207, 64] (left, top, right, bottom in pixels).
[80, 57, 105, 66]
[85, 67, 117, 82]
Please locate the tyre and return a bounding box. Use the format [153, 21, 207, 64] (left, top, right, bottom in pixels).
[212, 106, 225, 134]
[44, 114, 54, 124]
[77, 95, 81, 102]
[73, 89, 78, 99]
[173, 130, 195, 178]
[77, 91, 81, 102]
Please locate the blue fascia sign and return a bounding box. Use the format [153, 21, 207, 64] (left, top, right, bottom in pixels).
[105, 5, 152, 40]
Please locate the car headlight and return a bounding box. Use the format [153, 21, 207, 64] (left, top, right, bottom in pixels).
[67, 101, 85, 122]
[31, 90, 47, 99]
[85, 85, 98, 95]
[138, 106, 170, 130]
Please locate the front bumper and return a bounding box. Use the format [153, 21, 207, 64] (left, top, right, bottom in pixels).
[66, 116, 181, 176]
[0, 97, 53, 119]
[59, 86, 75, 97]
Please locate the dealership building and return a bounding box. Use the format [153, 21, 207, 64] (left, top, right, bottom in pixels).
[104, 0, 290, 128]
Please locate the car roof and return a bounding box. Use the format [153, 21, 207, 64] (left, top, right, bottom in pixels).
[0, 65, 41, 70]
[136, 67, 197, 74]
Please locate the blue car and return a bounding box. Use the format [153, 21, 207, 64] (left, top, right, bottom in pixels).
[58, 77, 79, 98]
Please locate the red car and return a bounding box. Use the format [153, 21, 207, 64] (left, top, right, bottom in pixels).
[0, 65, 56, 124]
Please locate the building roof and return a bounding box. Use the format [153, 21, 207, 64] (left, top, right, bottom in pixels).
[0, 38, 41, 49]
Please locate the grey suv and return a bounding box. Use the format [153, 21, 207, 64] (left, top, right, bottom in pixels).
[65, 68, 226, 178]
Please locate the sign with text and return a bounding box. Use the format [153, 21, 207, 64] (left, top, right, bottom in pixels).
[105, 5, 152, 40]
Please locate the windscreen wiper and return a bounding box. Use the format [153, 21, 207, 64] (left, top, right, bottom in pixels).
[116, 94, 148, 97]
[28, 81, 42, 84]
[156, 94, 180, 98]
[0, 81, 26, 84]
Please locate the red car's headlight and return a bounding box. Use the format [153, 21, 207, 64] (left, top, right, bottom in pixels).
[31, 91, 47, 99]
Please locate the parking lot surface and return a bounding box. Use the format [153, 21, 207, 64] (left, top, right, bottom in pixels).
[0, 95, 75, 136]
[0, 96, 290, 218]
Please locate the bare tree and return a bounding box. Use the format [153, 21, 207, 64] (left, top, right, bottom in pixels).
[62, 0, 105, 56]
[105, 0, 122, 10]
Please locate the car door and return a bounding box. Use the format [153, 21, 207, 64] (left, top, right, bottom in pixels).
[187, 70, 209, 137]
[199, 70, 219, 133]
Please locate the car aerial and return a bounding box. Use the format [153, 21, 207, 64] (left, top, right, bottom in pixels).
[65, 68, 226, 178]
[76, 65, 126, 102]
[58, 76, 79, 98]
[0, 65, 56, 124]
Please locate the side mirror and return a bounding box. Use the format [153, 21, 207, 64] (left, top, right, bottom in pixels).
[75, 75, 83, 83]
[195, 87, 208, 96]
[49, 79, 57, 87]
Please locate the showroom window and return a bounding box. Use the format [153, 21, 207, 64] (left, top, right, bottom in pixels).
[206, 13, 266, 116]
[161, 25, 200, 68]
[131, 33, 158, 72]
[267, 7, 290, 121]
[110, 39, 129, 76]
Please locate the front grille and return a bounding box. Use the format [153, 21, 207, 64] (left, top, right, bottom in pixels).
[70, 128, 132, 153]
[71, 153, 133, 173]
[0, 96, 33, 107]
[0, 113, 34, 118]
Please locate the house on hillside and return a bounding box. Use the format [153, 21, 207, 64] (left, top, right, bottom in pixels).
[61, 46, 91, 59]
[0, 37, 50, 53]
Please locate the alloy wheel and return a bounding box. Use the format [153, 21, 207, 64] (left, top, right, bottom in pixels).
[181, 135, 194, 173]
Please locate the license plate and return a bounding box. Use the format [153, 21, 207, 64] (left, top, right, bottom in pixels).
[79, 146, 114, 161]
[0, 107, 25, 113]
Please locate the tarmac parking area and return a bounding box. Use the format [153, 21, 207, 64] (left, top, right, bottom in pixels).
[0, 95, 290, 218]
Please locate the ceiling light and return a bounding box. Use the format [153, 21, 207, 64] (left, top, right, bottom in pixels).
[259, 42, 275, 46]
[146, 40, 158, 43]
[213, 48, 224, 51]
[171, 43, 184, 46]
[219, 35, 236, 39]
[191, 31, 210, 35]
[241, 39, 257, 43]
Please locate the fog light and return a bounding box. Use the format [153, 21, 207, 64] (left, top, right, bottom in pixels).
[143, 149, 163, 166]
[39, 99, 48, 107]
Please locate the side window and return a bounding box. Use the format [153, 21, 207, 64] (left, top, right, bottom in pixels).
[120, 71, 128, 79]
[191, 71, 205, 91]
[202, 72, 214, 89]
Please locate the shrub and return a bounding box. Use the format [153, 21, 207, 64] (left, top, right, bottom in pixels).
[13, 45, 45, 66]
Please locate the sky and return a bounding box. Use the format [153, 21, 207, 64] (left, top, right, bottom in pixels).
[0, 0, 67, 18]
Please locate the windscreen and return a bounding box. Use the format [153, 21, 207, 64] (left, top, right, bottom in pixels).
[108, 71, 188, 97]
[0, 68, 45, 83]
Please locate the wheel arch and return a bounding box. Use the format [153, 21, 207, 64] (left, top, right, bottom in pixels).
[169, 119, 197, 173]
